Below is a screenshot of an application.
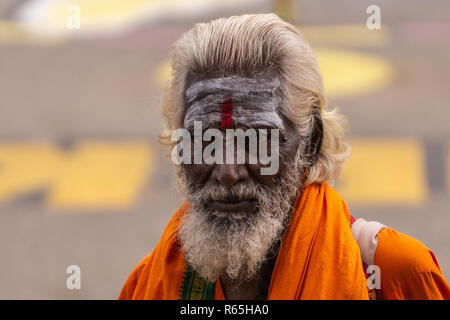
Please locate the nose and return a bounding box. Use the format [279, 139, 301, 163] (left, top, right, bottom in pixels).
[211, 163, 249, 187]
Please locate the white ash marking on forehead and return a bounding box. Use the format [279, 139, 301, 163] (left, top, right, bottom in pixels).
[185, 75, 281, 103]
[184, 75, 284, 130]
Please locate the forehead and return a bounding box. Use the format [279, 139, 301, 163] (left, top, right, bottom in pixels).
[183, 73, 284, 130]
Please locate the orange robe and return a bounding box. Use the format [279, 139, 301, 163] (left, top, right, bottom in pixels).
[119, 183, 369, 300]
[119, 182, 450, 300]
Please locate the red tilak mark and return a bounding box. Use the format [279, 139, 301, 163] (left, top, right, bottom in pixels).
[221, 96, 233, 129]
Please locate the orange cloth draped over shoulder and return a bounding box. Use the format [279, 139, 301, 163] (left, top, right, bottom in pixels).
[119, 183, 369, 300]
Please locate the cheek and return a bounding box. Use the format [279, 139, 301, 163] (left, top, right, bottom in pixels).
[247, 163, 276, 186]
[181, 163, 213, 186]
[247, 147, 299, 187]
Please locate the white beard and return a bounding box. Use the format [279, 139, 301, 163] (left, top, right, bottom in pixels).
[177, 151, 305, 282]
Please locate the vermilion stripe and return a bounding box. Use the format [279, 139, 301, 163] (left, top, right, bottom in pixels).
[221, 96, 233, 129]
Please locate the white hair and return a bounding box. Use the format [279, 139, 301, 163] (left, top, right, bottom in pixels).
[160, 13, 350, 186]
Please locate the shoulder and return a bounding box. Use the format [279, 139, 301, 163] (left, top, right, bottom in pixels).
[350, 218, 450, 299]
[374, 227, 450, 299]
[376, 227, 440, 272]
[118, 201, 191, 300]
[375, 227, 444, 287]
[350, 219, 443, 278]
[118, 254, 152, 300]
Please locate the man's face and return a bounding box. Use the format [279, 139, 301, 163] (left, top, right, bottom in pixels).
[177, 71, 309, 282]
[181, 71, 303, 219]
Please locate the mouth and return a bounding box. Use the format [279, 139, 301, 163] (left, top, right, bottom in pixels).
[206, 198, 258, 213]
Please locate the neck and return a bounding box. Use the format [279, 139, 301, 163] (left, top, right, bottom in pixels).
[219, 237, 281, 300]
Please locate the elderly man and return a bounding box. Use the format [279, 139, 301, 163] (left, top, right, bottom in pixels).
[119, 14, 450, 300]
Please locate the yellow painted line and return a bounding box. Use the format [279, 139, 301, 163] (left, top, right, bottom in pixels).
[299, 24, 390, 47]
[336, 139, 427, 205]
[0, 142, 64, 204]
[155, 48, 393, 99]
[16, 0, 247, 38]
[47, 0, 157, 33]
[0, 141, 153, 211]
[0, 20, 61, 45]
[48, 141, 153, 211]
[315, 48, 392, 98]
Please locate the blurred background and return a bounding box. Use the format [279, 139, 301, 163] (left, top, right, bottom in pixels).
[0, 0, 449, 299]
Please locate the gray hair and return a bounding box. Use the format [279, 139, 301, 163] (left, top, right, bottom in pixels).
[160, 13, 350, 186]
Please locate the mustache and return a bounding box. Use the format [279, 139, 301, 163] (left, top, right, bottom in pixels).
[190, 181, 264, 202]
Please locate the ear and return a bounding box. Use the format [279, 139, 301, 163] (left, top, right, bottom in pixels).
[306, 110, 323, 166]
